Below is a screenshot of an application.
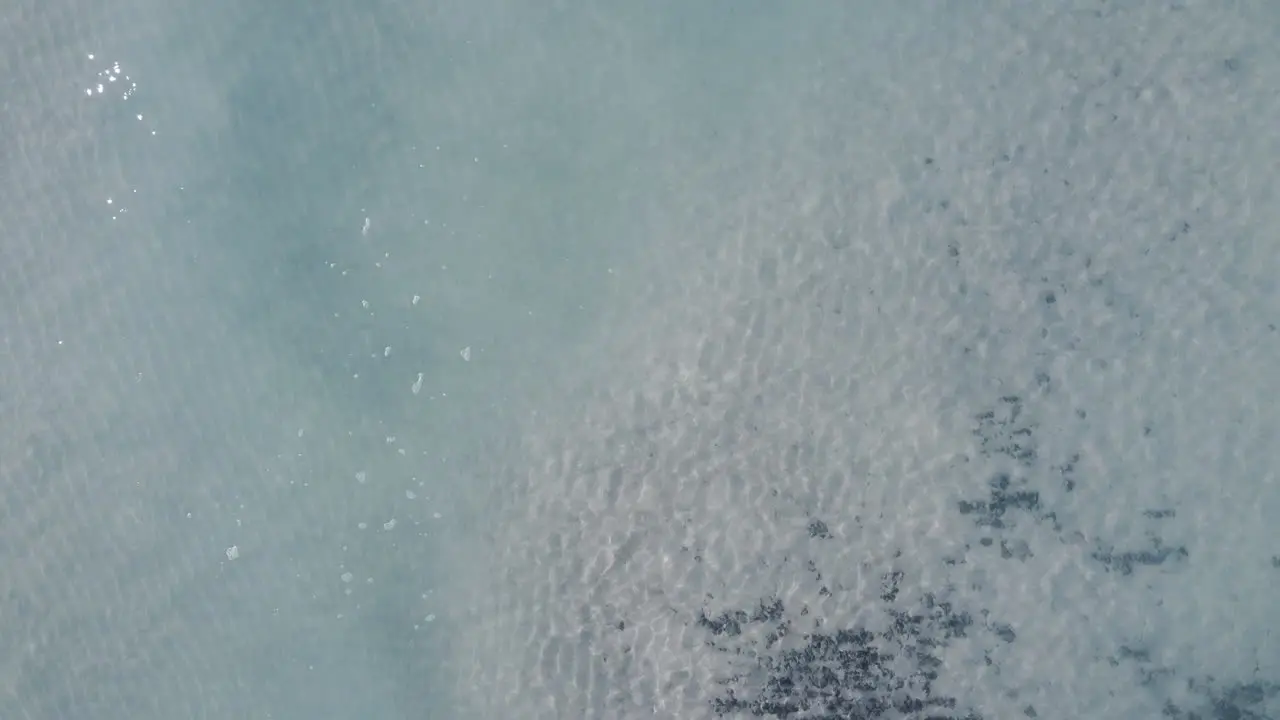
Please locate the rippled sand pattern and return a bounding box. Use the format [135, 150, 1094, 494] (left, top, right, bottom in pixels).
[450, 4, 1280, 719]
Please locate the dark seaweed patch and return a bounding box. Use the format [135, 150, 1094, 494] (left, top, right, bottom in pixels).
[972, 395, 1038, 467]
[704, 573, 986, 719]
[808, 519, 831, 539]
[957, 473, 1041, 529]
[1092, 537, 1189, 576]
[1118, 649, 1279, 720]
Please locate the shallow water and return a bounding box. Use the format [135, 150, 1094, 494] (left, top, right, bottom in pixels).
[2, 2, 1278, 718]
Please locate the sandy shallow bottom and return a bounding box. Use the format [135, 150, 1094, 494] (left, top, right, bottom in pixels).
[441, 5, 1280, 719]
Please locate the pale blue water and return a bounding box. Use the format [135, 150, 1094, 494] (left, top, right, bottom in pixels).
[2, 2, 1278, 719]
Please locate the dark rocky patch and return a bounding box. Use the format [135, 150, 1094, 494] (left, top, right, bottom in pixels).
[1118, 648, 1279, 716]
[1000, 539, 1033, 561]
[703, 572, 988, 719]
[972, 395, 1038, 468]
[957, 473, 1041, 529]
[699, 598, 787, 639]
[696, 378, 1264, 718]
[959, 390, 1077, 542]
[1092, 537, 1190, 576]
[1117, 649, 1280, 720]
[1059, 453, 1080, 492]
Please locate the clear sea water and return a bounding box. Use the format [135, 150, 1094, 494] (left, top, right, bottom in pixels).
[1, 2, 1277, 718]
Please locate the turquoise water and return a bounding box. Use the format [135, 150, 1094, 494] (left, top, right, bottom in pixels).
[2, 2, 1278, 718]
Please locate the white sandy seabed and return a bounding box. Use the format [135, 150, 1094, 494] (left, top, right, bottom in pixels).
[429, 4, 1280, 720]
